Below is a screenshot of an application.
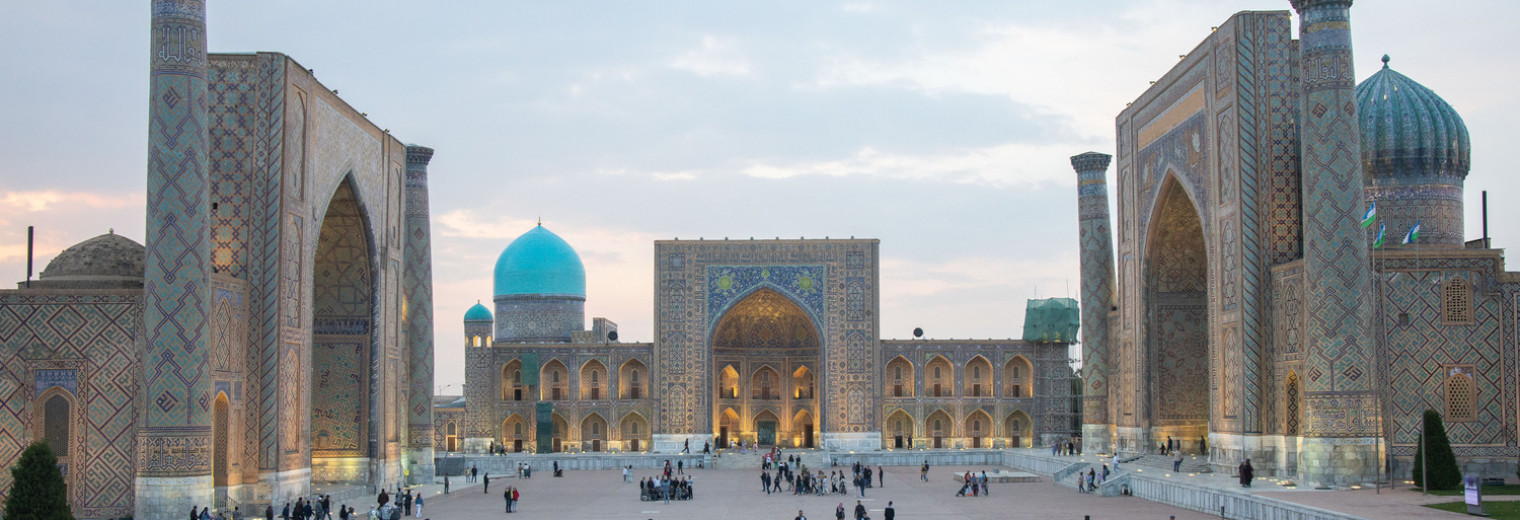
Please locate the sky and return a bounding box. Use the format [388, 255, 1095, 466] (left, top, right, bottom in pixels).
[2, 1, 1517, 395]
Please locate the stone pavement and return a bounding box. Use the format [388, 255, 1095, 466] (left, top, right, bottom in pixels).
[397, 465, 1216, 520]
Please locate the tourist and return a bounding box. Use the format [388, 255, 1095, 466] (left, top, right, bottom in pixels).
[442, 475, 449, 494]
[412, 495, 421, 518]
[980, 471, 989, 496]
[878, 466, 884, 488]
[854, 500, 866, 520]
[281, 503, 290, 520]
[678, 459, 684, 475]
[883, 501, 895, 520]
[762, 470, 772, 494]
[796, 510, 808, 520]
[502, 488, 511, 513]
[920, 461, 929, 481]
[483, 473, 490, 493]
[191, 506, 199, 520]
[623, 465, 631, 482]
[835, 502, 846, 520]
[1173, 449, 1183, 472]
[1238, 459, 1254, 488]
[266, 505, 275, 520]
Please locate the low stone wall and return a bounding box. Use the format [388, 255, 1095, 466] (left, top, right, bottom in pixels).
[1120, 474, 1366, 520]
[829, 450, 1005, 469]
[436, 452, 709, 476]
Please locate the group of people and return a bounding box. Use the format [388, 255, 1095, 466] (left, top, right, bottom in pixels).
[1157, 435, 1207, 455]
[367, 488, 420, 520]
[635, 459, 695, 502]
[1075, 465, 1110, 493]
[954, 471, 990, 497]
[832, 499, 894, 520]
[638, 474, 694, 502]
[1050, 437, 1081, 456]
[500, 486, 522, 513]
[187, 506, 240, 520]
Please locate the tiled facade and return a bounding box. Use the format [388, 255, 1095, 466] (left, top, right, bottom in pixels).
[0, 5, 436, 518]
[451, 238, 1076, 455]
[1081, 3, 1519, 487]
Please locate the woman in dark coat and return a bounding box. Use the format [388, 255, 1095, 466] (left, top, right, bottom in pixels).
[1238, 459, 1254, 488]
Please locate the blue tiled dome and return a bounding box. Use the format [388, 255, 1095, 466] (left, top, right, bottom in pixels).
[464, 302, 492, 322]
[492, 225, 586, 298]
[1356, 56, 1470, 180]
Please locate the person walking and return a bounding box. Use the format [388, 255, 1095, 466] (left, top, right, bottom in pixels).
[835, 503, 846, 520]
[920, 461, 929, 481]
[1238, 459, 1254, 488]
[266, 505, 275, 520]
[853, 500, 866, 520]
[484, 473, 490, 494]
[796, 510, 808, 520]
[878, 466, 884, 488]
[762, 471, 772, 494]
[413, 495, 421, 518]
[281, 503, 290, 520]
[883, 501, 895, 520]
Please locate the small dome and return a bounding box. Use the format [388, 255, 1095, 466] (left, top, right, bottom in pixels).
[1356, 56, 1470, 180]
[38, 232, 145, 285]
[464, 302, 493, 322]
[492, 225, 585, 298]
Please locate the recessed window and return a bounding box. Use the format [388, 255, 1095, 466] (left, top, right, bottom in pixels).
[1446, 367, 1477, 422]
[1442, 278, 1473, 324]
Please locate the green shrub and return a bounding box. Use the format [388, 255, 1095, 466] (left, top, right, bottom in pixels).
[1412, 409, 1462, 491]
[3, 441, 74, 520]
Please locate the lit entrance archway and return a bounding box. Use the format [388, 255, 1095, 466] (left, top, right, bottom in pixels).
[310, 177, 377, 484]
[710, 288, 821, 448]
[1145, 177, 1210, 446]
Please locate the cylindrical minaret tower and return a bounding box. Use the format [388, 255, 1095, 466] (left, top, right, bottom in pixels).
[1071, 151, 1115, 454]
[462, 303, 494, 453]
[140, 0, 213, 517]
[1290, 0, 1379, 486]
[402, 145, 437, 483]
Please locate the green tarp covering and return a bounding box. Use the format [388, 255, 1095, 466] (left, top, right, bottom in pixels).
[1022, 297, 1080, 343]
[536, 401, 553, 453]
[521, 352, 539, 386]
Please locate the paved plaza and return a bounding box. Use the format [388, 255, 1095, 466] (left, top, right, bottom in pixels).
[400, 465, 1216, 520]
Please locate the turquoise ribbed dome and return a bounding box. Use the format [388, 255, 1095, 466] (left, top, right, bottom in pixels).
[1355, 56, 1470, 180]
[492, 225, 586, 298]
[464, 302, 492, 322]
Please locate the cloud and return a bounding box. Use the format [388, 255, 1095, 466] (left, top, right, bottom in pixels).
[0, 190, 144, 213]
[669, 35, 752, 77]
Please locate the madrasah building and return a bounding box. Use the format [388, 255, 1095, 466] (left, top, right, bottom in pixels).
[439, 227, 1080, 456]
[1075, 0, 1520, 487]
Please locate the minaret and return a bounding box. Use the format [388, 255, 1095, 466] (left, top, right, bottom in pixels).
[1071, 152, 1115, 454]
[1290, 0, 1379, 486]
[403, 145, 436, 483]
[140, 0, 212, 518]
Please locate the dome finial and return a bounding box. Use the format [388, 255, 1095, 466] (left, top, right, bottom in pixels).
[1381, 54, 1390, 68]
[537, 216, 542, 227]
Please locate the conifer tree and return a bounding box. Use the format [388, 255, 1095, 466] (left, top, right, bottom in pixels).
[1411, 409, 1462, 491]
[3, 441, 74, 520]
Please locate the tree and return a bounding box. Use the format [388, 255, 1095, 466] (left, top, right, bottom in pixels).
[1412, 409, 1462, 491]
[3, 441, 74, 520]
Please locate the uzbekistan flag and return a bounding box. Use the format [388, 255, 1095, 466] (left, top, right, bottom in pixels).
[1373, 221, 1386, 248]
[1402, 221, 1422, 244]
[1360, 202, 1377, 228]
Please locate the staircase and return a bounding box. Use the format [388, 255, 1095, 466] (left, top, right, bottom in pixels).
[711, 449, 832, 472]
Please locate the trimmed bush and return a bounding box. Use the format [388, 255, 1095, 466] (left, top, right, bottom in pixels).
[1412, 409, 1462, 491]
[3, 441, 74, 520]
